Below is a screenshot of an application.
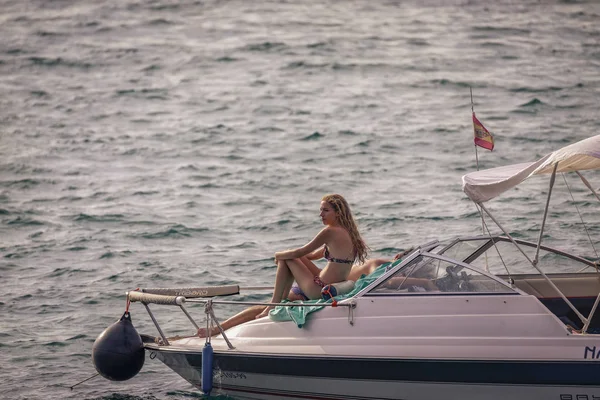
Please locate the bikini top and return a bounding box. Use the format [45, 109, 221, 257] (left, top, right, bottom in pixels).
[324, 245, 354, 264]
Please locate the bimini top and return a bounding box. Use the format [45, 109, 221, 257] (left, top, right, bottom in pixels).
[462, 135, 600, 203]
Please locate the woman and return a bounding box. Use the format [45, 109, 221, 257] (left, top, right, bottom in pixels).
[255, 193, 368, 319]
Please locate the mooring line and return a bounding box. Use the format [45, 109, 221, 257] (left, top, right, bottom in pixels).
[70, 373, 99, 390]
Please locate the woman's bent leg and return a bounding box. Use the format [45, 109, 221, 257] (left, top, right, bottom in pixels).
[256, 258, 318, 318]
[256, 259, 295, 319]
[285, 258, 323, 300]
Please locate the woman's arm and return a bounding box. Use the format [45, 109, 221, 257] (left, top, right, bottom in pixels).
[306, 247, 325, 261]
[275, 228, 330, 260]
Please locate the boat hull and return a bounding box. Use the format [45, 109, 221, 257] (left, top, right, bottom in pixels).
[150, 347, 600, 400]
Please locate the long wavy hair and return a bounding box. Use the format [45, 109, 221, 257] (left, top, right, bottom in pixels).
[321, 194, 369, 264]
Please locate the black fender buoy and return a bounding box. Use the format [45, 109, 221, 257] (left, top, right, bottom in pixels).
[92, 311, 145, 381]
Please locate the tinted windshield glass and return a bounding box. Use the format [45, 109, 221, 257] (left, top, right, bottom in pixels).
[437, 238, 490, 263]
[370, 255, 515, 295]
[457, 238, 595, 274]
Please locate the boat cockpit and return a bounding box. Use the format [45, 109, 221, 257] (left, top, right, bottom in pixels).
[363, 236, 600, 331]
[365, 250, 517, 296]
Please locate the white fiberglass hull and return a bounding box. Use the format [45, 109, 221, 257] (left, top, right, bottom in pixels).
[151, 349, 600, 400]
[145, 294, 600, 399]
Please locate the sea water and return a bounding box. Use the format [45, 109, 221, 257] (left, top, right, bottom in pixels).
[1, 0, 599, 399]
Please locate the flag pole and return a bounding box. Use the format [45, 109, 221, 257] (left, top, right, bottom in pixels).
[470, 86, 479, 171]
[470, 86, 489, 271]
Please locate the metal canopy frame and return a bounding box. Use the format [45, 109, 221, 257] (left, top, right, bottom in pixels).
[475, 163, 600, 334]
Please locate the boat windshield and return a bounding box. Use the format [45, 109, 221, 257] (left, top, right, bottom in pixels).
[437, 236, 597, 275]
[368, 253, 516, 295]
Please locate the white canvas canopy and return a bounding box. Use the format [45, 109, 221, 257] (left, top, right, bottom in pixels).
[463, 135, 600, 203]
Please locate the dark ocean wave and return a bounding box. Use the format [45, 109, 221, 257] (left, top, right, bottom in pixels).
[5, 216, 45, 226]
[133, 225, 209, 239]
[99, 250, 133, 259]
[520, 98, 545, 107]
[0, 178, 46, 188]
[27, 56, 95, 69]
[301, 131, 324, 140]
[73, 213, 128, 223]
[243, 41, 287, 52]
[509, 86, 566, 93]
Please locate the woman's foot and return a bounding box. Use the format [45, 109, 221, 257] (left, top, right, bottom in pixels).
[154, 334, 186, 345]
[197, 327, 219, 338]
[255, 306, 273, 319]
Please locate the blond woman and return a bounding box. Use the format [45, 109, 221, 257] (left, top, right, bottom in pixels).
[255, 194, 368, 319]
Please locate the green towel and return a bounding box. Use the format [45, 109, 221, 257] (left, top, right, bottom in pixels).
[269, 258, 400, 327]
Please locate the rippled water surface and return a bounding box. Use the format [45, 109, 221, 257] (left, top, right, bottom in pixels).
[1, 0, 599, 399]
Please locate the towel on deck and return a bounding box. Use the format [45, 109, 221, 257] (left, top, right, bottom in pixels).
[269, 258, 399, 327]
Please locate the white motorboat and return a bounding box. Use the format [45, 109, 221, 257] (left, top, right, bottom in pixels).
[94, 135, 600, 400]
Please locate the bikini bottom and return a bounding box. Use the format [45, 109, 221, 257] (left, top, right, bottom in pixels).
[290, 276, 327, 301]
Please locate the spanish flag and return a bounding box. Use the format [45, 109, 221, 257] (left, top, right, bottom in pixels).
[473, 113, 494, 151]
